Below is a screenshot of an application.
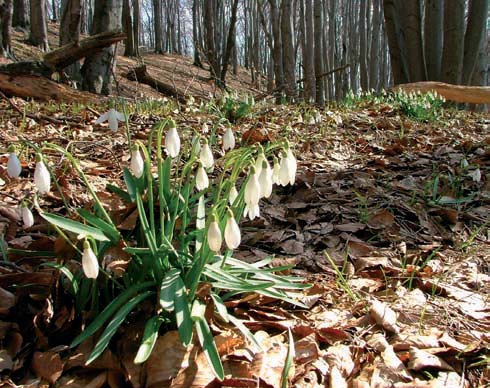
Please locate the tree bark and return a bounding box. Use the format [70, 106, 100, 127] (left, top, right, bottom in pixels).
[59, 0, 81, 79]
[29, 0, 50, 51]
[152, 0, 163, 53]
[281, 0, 296, 101]
[400, 0, 425, 81]
[461, 0, 489, 85]
[268, 0, 284, 98]
[122, 0, 136, 56]
[359, 0, 368, 90]
[313, 0, 324, 103]
[219, 0, 239, 87]
[0, 0, 13, 57]
[302, 0, 315, 101]
[369, 0, 382, 91]
[12, 0, 28, 28]
[192, 0, 202, 67]
[424, 0, 443, 80]
[441, 0, 465, 84]
[81, 0, 122, 95]
[132, 0, 140, 56]
[382, 0, 408, 84]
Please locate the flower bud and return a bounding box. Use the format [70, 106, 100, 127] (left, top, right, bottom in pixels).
[258, 160, 273, 198]
[34, 155, 51, 194]
[224, 210, 241, 250]
[272, 156, 280, 185]
[200, 140, 214, 169]
[223, 127, 235, 151]
[82, 240, 99, 279]
[165, 121, 180, 158]
[21, 205, 34, 228]
[196, 164, 209, 191]
[228, 184, 238, 205]
[7, 147, 22, 178]
[207, 218, 222, 252]
[244, 168, 260, 207]
[130, 146, 144, 178]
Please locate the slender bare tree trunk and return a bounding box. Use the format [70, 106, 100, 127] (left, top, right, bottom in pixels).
[400, 0, 425, 81]
[0, 0, 13, 57]
[441, 0, 465, 84]
[369, 0, 382, 91]
[192, 0, 202, 67]
[153, 0, 163, 53]
[280, 0, 296, 101]
[424, 0, 443, 80]
[29, 0, 50, 51]
[133, 0, 140, 55]
[461, 0, 489, 85]
[59, 0, 81, 79]
[313, 0, 324, 103]
[359, 0, 368, 90]
[12, 0, 28, 28]
[268, 0, 284, 97]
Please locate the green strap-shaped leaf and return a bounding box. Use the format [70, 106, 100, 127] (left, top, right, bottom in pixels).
[134, 316, 163, 364]
[41, 262, 79, 294]
[159, 269, 181, 311]
[210, 293, 229, 323]
[40, 213, 109, 242]
[87, 290, 154, 364]
[71, 281, 154, 348]
[77, 209, 120, 243]
[282, 329, 295, 388]
[106, 183, 132, 203]
[174, 276, 193, 346]
[195, 317, 224, 380]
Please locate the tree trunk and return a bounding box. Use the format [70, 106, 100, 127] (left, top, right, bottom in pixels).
[441, 0, 465, 84]
[461, 0, 489, 85]
[59, 0, 81, 80]
[359, 0, 368, 90]
[203, 0, 221, 86]
[152, 0, 163, 53]
[192, 0, 202, 67]
[424, 0, 443, 80]
[268, 0, 284, 98]
[122, 0, 135, 56]
[382, 0, 408, 84]
[12, 0, 28, 28]
[81, 0, 122, 94]
[0, 0, 13, 57]
[302, 0, 315, 101]
[369, 0, 381, 91]
[400, 0, 425, 81]
[132, 0, 140, 56]
[219, 0, 239, 87]
[281, 0, 297, 101]
[313, 0, 324, 103]
[51, 0, 58, 21]
[29, 0, 50, 51]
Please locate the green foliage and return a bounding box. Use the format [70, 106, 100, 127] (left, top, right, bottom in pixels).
[33, 118, 306, 378]
[207, 91, 254, 122]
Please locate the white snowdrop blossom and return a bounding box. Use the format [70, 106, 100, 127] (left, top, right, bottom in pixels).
[286, 148, 297, 185]
[82, 240, 99, 279]
[207, 219, 222, 252]
[202, 122, 209, 134]
[228, 185, 238, 205]
[196, 164, 209, 191]
[278, 153, 290, 186]
[258, 160, 273, 198]
[223, 127, 235, 151]
[21, 205, 34, 228]
[244, 203, 260, 220]
[130, 146, 144, 178]
[254, 152, 266, 176]
[224, 211, 241, 250]
[34, 155, 51, 194]
[470, 168, 481, 183]
[7, 150, 22, 178]
[272, 156, 281, 185]
[95, 108, 125, 131]
[200, 140, 214, 169]
[165, 123, 181, 158]
[244, 169, 261, 220]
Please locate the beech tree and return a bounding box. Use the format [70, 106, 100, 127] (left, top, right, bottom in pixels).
[12, 0, 28, 28]
[29, 0, 50, 51]
[60, 0, 81, 79]
[0, 0, 13, 57]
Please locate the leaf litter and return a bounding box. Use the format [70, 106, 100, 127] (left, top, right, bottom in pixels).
[0, 95, 489, 387]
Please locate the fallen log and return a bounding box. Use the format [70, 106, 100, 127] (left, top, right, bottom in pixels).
[0, 30, 126, 77]
[125, 65, 186, 102]
[0, 73, 98, 102]
[394, 81, 490, 104]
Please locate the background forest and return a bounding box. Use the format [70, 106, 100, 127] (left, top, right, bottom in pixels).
[0, 0, 489, 101]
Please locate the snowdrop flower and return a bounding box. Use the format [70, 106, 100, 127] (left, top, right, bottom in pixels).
[165, 121, 181, 158]
[228, 184, 238, 205]
[7, 146, 22, 178]
[286, 147, 297, 185]
[224, 209, 241, 250]
[196, 163, 209, 191]
[130, 145, 144, 178]
[207, 216, 222, 252]
[244, 167, 261, 220]
[95, 108, 125, 131]
[272, 156, 280, 185]
[258, 160, 273, 198]
[21, 204, 34, 228]
[34, 154, 51, 194]
[254, 150, 266, 176]
[82, 240, 99, 279]
[200, 139, 214, 169]
[223, 126, 235, 151]
[202, 122, 209, 134]
[278, 153, 290, 186]
[470, 168, 481, 183]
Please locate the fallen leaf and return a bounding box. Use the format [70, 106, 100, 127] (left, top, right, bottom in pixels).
[31, 351, 63, 384]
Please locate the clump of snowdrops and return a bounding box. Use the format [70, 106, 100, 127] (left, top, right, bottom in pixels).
[4, 112, 307, 378]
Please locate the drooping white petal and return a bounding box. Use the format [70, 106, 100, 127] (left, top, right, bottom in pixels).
[196, 196, 206, 230]
[95, 109, 125, 131]
[95, 111, 109, 125]
[7, 152, 22, 178]
[244, 203, 260, 220]
[165, 126, 181, 158]
[278, 156, 290, 186]
[254, 153, 266, 176]
[34, 160, 51, 194]
[22, 206, 34, 228]
[82, 241, 99, 279]
[130, 149, 144, 178]
[114, 110, 126, 122]
[200, 142, 214, 168]
[244, 172, 260, 206]
[228, 185, 238, 205]
[207, 221, 222, 252]
[224, 215, 241, 250]
[223, 127, 235, 151]
[196, 166, 209, 191]
[272, 157, 281, 185]
[202, 122, 209, 134]
[258, 162, 273, 198]
[286, 148, 297, 185]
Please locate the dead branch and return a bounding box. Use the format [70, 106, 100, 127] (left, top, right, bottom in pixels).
[394, 81, 490, 104]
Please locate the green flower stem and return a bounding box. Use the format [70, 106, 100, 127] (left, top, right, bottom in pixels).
[136, 141, 156, 241]
[156, 120, 170, 244]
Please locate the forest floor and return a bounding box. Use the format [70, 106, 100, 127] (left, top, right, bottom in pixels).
[0, 25, 489, 388]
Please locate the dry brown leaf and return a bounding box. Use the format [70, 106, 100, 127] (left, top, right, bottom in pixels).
[250, 334, 288, 388]
[294, 333, 319, 365]
[369, 299, 399, 334]
[0, 350, 13, 372]
[324, 344, 354, 378]
[407, 347, 453, 371]
[367, 209, 395, 229]
[31, 351, 63, 384]
[0, 287, 16, 314]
